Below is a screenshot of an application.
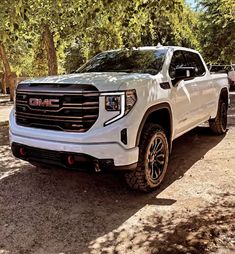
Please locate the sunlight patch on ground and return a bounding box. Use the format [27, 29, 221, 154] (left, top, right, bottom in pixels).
[0, 145, 27, 180]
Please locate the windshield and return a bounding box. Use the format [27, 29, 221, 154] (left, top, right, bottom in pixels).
[77, 48, 168, 75]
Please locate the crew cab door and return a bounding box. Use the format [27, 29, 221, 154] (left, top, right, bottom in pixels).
[169, 50, 202, 137]
[183, 51, 214, 120]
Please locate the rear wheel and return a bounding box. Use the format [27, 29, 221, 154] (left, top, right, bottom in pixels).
[209, 99, 228, 135]
[125, 123, 169, 192]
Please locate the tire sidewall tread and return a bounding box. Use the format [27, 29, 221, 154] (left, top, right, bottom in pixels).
[125, 123, 169, 192]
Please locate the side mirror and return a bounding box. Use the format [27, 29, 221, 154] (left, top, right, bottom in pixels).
[173, 67, 196, 85]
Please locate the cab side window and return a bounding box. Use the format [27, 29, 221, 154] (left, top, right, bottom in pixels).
[169, 51, 187, 79]
[183, 51, 206, 76]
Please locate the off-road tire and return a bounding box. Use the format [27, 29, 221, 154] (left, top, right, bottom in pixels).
[209, 99, 228, 135]
[125, 123, 169, 192]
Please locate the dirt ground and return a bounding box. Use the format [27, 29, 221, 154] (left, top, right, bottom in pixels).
[0, 125, 234, 254]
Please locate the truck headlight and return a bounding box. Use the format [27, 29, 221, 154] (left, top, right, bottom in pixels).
[102, 90, 137, 126]
[105, 95, 121, 111]
[125, 89, 137, 114]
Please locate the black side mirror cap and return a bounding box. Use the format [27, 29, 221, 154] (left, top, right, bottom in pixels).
[173, 67, 196, 86]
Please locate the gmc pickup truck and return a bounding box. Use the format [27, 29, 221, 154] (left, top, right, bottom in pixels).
[10, 46, 229, 191]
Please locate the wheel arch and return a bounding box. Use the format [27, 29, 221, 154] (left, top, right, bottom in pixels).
[136, 103, 173, 151]
[211, 87, 229, 119]
[220, 87, 229, 105]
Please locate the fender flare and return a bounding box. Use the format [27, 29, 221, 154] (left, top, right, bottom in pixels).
[220, 87, 229, 103]
[135, 102, 173, 150]
[211, 87, 229, 119]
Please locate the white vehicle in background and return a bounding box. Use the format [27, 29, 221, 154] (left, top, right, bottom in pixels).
[228, 65, 235, 90]
[9, 46, 229, 191]
[209, 64, 235, 90]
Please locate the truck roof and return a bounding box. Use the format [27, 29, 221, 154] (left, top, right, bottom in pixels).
[137, 45, 199, 53]
[105, 45, 199, 54]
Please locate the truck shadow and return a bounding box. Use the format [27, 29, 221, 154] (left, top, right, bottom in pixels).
[159, 126, 226, 195]
[0, 126, 227, 253]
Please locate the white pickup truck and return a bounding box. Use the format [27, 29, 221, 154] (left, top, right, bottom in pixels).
[10, 46, 229, 191]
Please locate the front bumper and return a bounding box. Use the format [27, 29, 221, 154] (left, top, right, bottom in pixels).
[11, 142, 137, 170]
[9, 111, 139, 167]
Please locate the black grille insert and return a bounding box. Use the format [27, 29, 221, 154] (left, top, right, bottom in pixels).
[15, 84, 99, 132]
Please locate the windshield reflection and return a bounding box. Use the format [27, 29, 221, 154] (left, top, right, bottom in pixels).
[77, 48, 168, 75]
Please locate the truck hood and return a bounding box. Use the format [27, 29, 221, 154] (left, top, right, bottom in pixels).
[22, 72, 155, 91]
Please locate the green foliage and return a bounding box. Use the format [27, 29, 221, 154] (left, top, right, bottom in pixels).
[64, 41, 86, 73]
[198, 0, 235, 63]
[1, 0, 233, 77]
[31, 37, 48, 77]
[63, 0, 200, 70]
[0, 0, 20, 43]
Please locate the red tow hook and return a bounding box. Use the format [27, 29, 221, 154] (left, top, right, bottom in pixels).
[19, 147, 26, 156]
[67, 155, 75, 166]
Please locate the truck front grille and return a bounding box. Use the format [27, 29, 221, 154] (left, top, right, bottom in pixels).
[15, 84, 99, 132]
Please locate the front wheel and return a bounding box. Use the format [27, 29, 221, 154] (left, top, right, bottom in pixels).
[125, 123, 169, 192]
[209, 100, 228, 135]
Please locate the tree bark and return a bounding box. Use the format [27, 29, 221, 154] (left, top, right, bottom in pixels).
[0, 43, 15, 100]
[42, 25, 58, 76]
[1, 73, 7, 94]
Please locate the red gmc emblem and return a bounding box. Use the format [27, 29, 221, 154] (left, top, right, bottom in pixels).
[29, 98, 59, 107]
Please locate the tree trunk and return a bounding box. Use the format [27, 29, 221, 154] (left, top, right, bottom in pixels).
[1, 73, 6, 94]
[0, 43, 15, 100]
[2, 73, 7, 94]
[42, 25, 58, 76]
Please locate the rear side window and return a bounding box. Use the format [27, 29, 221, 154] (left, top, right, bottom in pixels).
[183, 51, 206, 76]
[169, 51, 187, 78]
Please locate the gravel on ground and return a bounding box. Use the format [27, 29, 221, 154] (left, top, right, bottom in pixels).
[0, 125, 234, 254]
